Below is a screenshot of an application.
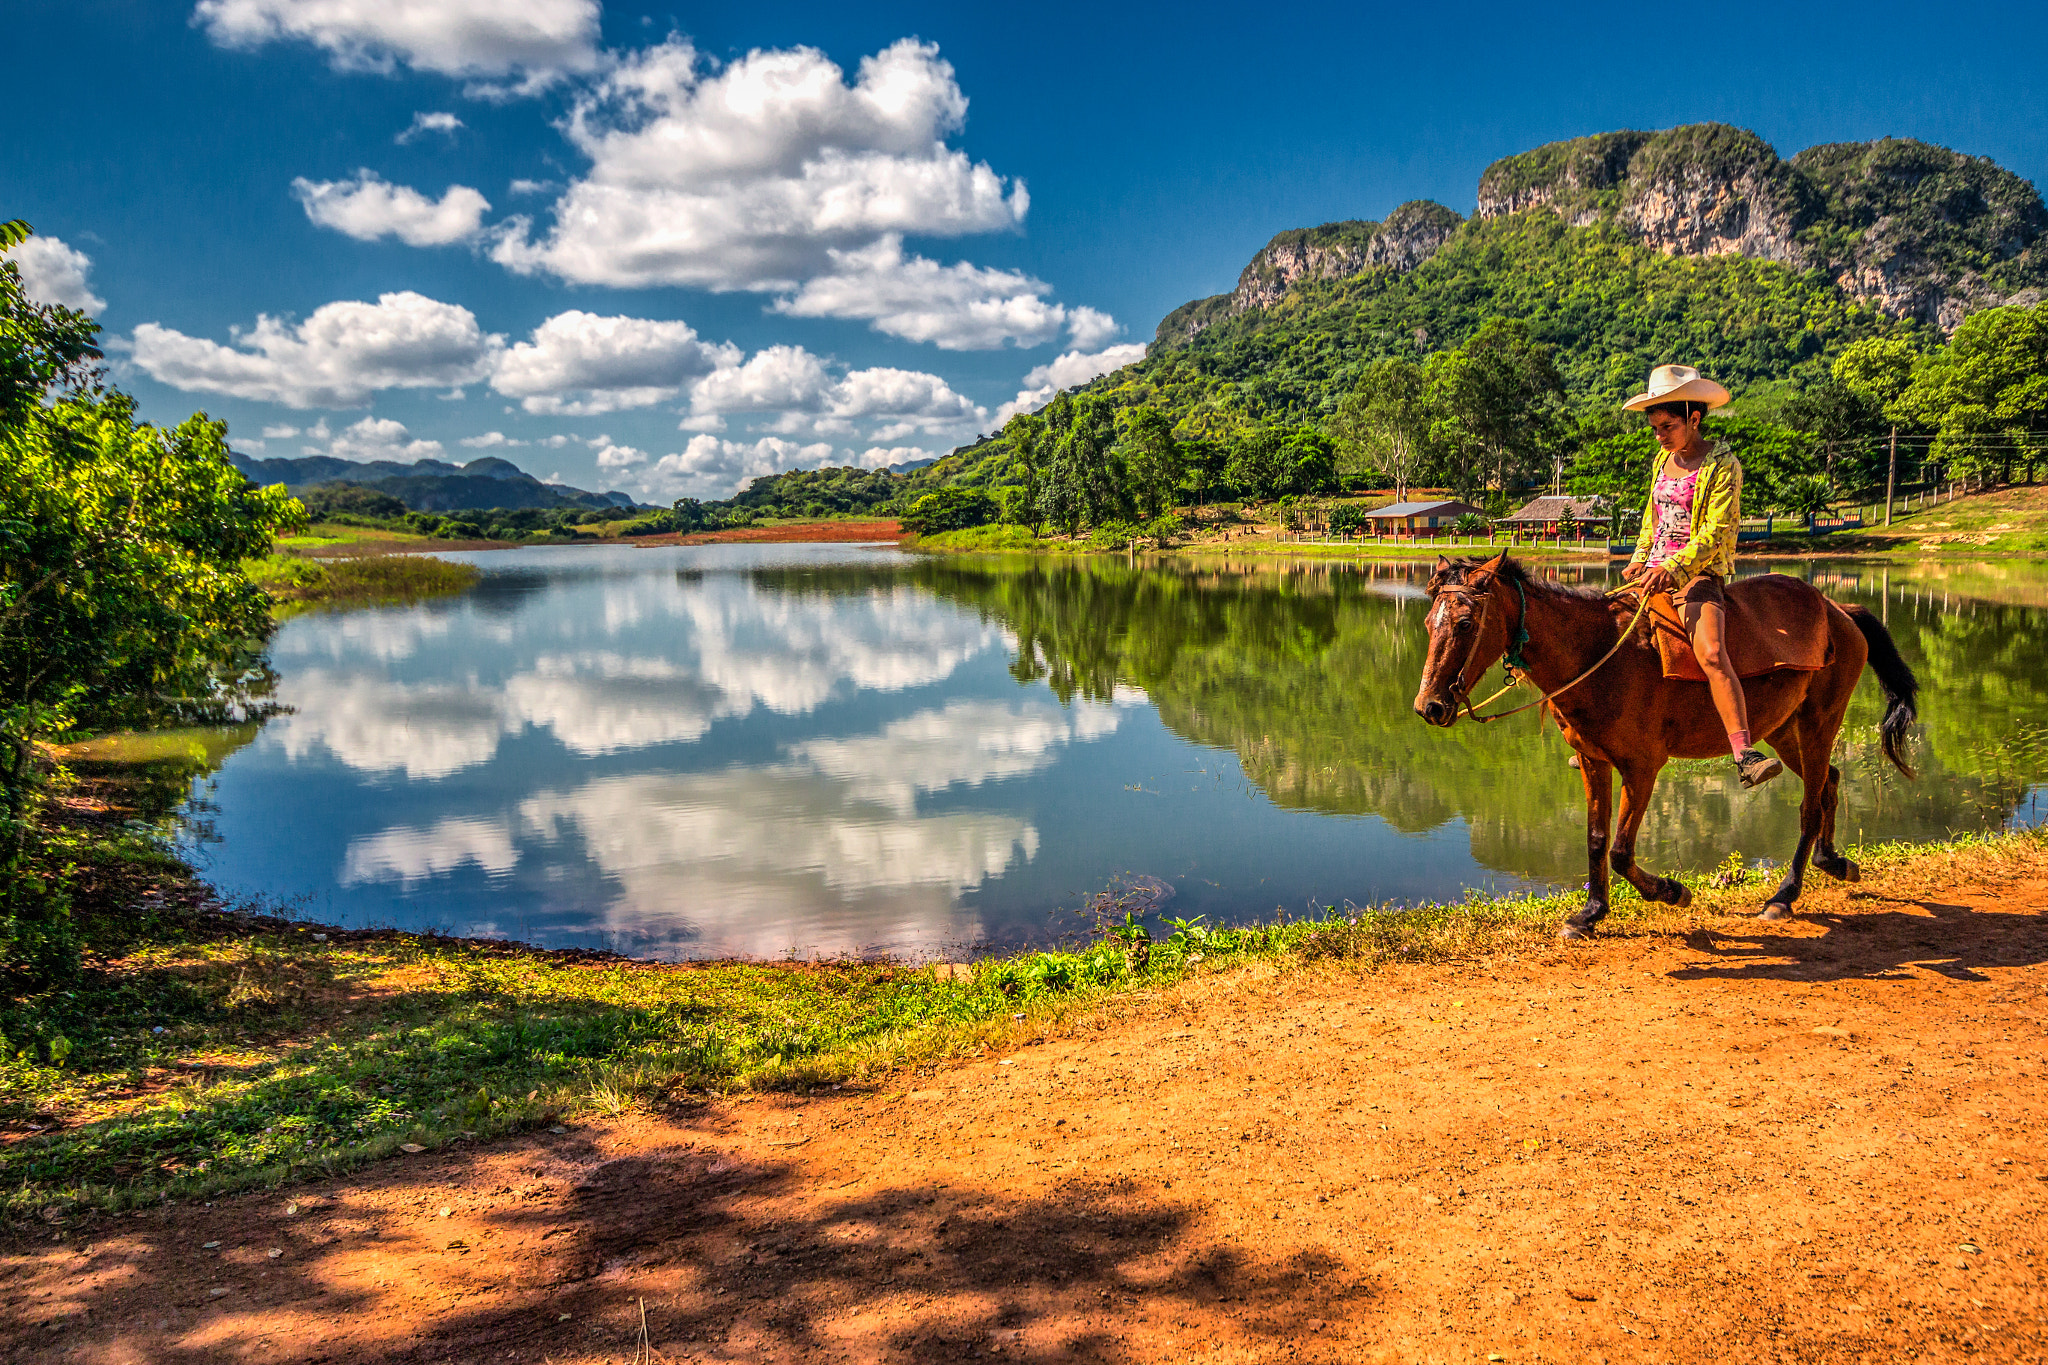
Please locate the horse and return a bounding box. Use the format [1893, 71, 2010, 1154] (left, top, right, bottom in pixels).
[1411, 552, 1919, 938]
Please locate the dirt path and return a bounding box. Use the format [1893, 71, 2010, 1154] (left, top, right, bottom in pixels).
[6, 874, 2046, 1364]
[633, 521, 902, 547]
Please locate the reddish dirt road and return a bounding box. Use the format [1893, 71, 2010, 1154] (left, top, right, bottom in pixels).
[6, 872, 2046, 1364]
[634, 520, 902, 547]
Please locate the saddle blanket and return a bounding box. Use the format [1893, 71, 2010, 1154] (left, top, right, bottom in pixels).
[1646, 573, 1833, 682]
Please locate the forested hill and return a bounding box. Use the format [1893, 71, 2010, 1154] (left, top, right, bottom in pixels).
[1129, 124, 2045, 421]
[230, 452, 642, 512]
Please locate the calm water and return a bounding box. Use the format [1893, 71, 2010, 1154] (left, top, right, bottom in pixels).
[173, 545, 2048, 959]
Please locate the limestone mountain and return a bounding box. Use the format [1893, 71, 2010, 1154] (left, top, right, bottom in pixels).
[1156, 125, 2044, 354]
[1473, 125, 2046, 329]
[1109, 123, 2046, 428]
[1157, 200, 1465, 345]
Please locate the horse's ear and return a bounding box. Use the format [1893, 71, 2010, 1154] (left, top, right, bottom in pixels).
[1434, 555, 1451, 574]
[1478, 550, 1511, 576]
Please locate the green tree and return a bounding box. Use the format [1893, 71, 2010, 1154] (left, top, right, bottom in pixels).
[1329, 357, 1430, 500]
[1037, 394, 1124, 534]
[668, 497, 713, 532]
[1896, 304, 2048, 483]
[1832, 336, 1920, 415]
[1003, 412, 1048, 533]
[1422, 320, 1568, 500]
[1116, 406, 1185, 518]
[900, 487, 1000, 535]
[1712, 412, 1818, 514]
[2, 221, 303, 980]
[1777, 377, 1885, 494]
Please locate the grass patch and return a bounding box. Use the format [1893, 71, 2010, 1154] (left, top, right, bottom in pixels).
[246, 554, 481, 608]
[274, 521, 434, 550]
[910, 525, 1079, 553]
[6, 796, 2042, 1217]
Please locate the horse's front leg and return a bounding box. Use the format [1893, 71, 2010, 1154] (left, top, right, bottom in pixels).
[1561, 755, 1615, 940]
[1610, 760, 1693, 908]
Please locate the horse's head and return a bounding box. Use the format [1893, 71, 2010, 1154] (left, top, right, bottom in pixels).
[1413, 552, 1515, 727]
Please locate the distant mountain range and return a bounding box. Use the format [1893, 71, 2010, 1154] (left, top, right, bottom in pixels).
[231, 453, 644, 512]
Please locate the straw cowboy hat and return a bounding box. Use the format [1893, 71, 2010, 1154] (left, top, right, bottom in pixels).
[1622, 364, 1731, 412]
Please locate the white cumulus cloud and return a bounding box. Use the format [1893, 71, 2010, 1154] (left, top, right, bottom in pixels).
[777, 235, 1078, 351]
[4, 235, 107, 313]
[326, 415, 444, 462]
[682, 344, 984, 441]
[130, 290, 502, 407]
[487, 37, 1027, 294]
[459, 430, 527, 448]
[593, 441, 650, 471]
[193, 0, 601, 93]
[633, 435, 836, 502]
[293, 171, 490, 246]
[855, 446, 936, 469]
[490, 310, 739, 415]
[995, 343, 1149, 425]
[396, 110, 464, 144]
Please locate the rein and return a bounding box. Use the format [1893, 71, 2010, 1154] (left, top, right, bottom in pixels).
[1453, 581, 1653, 724]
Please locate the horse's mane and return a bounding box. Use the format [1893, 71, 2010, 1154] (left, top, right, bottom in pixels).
[1431, 554, 1649, 649]
[1429, 554, 1612, 603]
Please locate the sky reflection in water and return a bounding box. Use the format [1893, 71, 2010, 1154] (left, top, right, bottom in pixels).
[186, 544, 2048, 959]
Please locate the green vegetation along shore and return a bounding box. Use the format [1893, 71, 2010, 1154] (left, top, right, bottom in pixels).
[6, 751, 2040, 1219]
[245, 552, 481, 609]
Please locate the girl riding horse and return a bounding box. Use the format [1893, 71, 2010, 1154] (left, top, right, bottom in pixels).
[1620, 364, 1782, 790]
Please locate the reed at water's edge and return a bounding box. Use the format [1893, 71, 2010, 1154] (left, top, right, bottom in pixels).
[5, 786, 2040, 1219]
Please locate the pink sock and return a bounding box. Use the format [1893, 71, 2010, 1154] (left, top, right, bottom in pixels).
[1728, 729, 1751, 758]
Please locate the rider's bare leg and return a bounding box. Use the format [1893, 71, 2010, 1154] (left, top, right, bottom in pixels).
[1685, 598, 1782, 787]
[1681, 599, 1749, 737]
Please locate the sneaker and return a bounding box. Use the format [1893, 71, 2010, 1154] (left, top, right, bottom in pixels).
[1734, 747, 1783, 789]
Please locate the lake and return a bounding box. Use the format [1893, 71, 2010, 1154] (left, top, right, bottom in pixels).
[168, 545, 2048, 959]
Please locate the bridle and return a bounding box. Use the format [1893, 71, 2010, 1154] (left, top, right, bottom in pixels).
[1430, 573, 1653, 724]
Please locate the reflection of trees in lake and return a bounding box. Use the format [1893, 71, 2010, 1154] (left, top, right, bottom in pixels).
[764, 557, 2048, 881]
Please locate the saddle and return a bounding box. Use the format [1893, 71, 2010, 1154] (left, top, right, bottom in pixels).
[1644, 573, 1833, 682]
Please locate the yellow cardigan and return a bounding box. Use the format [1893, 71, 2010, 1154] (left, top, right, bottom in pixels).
[1629, 443, 1742, 580]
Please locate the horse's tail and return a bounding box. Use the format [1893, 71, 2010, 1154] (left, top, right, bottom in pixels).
[1843, 604, 1920, 779]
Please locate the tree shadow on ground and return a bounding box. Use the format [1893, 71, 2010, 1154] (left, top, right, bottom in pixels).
[1669, 893, 2048, 984]
[1, 1115, 1364, 1365]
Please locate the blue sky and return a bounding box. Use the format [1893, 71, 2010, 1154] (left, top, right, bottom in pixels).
[6, 0, 2044, 502]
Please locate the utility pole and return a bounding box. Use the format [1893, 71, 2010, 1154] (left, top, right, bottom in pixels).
[1884, 427, 1898, 527]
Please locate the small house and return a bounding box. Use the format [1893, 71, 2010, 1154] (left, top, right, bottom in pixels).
[1496, 496, 1612, 536]
[1359, 500, 1487, 537]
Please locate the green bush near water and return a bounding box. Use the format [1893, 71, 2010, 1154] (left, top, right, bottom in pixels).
[244, 555, 481, 607]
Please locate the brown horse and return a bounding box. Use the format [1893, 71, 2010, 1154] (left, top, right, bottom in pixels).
[1412, 552, 1919, 938]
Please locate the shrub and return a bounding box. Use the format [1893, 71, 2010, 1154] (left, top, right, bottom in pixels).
[1328, 504, 1372, 535]
[1143, 513, 1184, 545]
[1086, 518, 1142, 550]
[901, 487, 1000, 535]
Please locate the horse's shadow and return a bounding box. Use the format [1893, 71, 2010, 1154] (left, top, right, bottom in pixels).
[1669, 893, 2048, 984]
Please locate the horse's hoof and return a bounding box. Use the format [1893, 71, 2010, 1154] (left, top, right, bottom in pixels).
[1667, 880, 1693, 909]
[1559, 923, 1590, 941]
[1842, 860, 1860, 884]
[1760, 902, 1793, 922]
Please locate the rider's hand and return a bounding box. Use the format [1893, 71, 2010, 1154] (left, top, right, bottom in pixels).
[1639, 565, 1678, 595]
[1622, 562, 1645, 582]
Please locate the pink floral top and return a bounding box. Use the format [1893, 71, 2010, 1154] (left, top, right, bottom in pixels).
[1649, 462, 1700, 568]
